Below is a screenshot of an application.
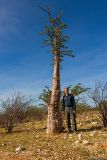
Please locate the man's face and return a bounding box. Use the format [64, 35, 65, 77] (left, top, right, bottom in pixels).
[64, 88, 68, 94]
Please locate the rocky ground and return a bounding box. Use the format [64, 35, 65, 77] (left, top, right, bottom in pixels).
[0, 111, 107, 160]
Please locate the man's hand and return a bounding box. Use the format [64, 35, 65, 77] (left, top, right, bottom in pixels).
[62, 110, 65, 115]
[73, 110, 76, 116]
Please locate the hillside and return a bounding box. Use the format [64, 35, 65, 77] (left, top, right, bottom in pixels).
[0, 111, 107, 160]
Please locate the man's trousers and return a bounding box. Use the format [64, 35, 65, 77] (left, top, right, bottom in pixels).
[65, 106, 77, 131]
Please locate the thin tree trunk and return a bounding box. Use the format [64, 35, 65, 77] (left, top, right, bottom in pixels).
[102, 106, 107, 127]
[47, 50, 62, 133]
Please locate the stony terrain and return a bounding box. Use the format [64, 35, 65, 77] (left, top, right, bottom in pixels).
[0, 111, 107, 160]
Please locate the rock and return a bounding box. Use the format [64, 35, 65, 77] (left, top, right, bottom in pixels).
[79, 123, 82, 126]
[78, 133, 82, 140]
[63, 133, 68, 140]
[93, 130, 96, 133]
[36, 135, 39, 138]
[90, 133, 94, 137]
[95, 142, 99, 146]
[69, 134, 72, 139]
[15, 146, 26, 152]
[86, 116, 89, 119]
[83, 140, 90, 145]
[15, 146, 22, 152]
[75, 140, 80, 145]
[37, 148, 41, 153]
[1, 143, 7, 146]
[98, 131, 102, 134]
[90, 131, 96, 136]
[90, 121, 97, 125]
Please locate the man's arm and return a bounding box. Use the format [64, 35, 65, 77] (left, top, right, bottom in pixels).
[62, 96, 65, 111]
[72, 95, 76, 112]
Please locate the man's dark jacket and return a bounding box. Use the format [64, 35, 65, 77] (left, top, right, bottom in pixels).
[62, 94, 76, 111]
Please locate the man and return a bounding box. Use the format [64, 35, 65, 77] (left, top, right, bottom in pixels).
[62, 87, 77, 133]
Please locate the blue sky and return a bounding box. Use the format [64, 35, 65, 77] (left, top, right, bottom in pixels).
[0, 0, 107, 103]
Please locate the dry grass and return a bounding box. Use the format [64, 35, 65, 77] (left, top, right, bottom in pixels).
[0, 111, 107, 160]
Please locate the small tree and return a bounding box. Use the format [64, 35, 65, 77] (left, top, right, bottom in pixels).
[88, 81, 107, 127]
[68, 83, 90, 103]
[39, 83, 89, 111]
[39, 86, 52, 109]
[0, 93, 31, 133]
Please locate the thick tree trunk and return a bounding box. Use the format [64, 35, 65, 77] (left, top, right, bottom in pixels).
[47, 50, 62, 133]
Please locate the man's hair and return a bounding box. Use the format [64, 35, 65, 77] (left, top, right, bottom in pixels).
[64, 87, 69, 91]
[63, 87, 69, 96]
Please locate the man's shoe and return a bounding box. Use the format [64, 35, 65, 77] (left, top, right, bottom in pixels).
[72, 129, 77, 132]
[62, 126, 65, 131]
[67, 128, 72, 134]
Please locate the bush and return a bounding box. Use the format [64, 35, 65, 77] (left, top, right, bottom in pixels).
[0, 93, 31, 133]
[25, 106, 47, 121]
[76, 103, 92, 114]
[88, 81, 107, 127]
[97, 101, 107, 127]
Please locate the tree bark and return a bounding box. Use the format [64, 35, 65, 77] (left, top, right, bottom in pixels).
[47, 50, 62, 133]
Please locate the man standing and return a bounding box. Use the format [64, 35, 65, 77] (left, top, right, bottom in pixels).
[62, 88, 77, 133]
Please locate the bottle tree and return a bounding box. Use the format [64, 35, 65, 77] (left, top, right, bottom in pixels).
[40, 7, 74, 133]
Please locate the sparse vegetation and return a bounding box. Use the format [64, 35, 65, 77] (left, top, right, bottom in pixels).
[88, 81, 107, 128]
[0, 110, 106, 160]
[0, 84, 106, 159]
[0, 93, 47, 133]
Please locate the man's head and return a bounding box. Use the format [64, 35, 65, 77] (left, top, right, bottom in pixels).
[64, 87, 69, 95]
